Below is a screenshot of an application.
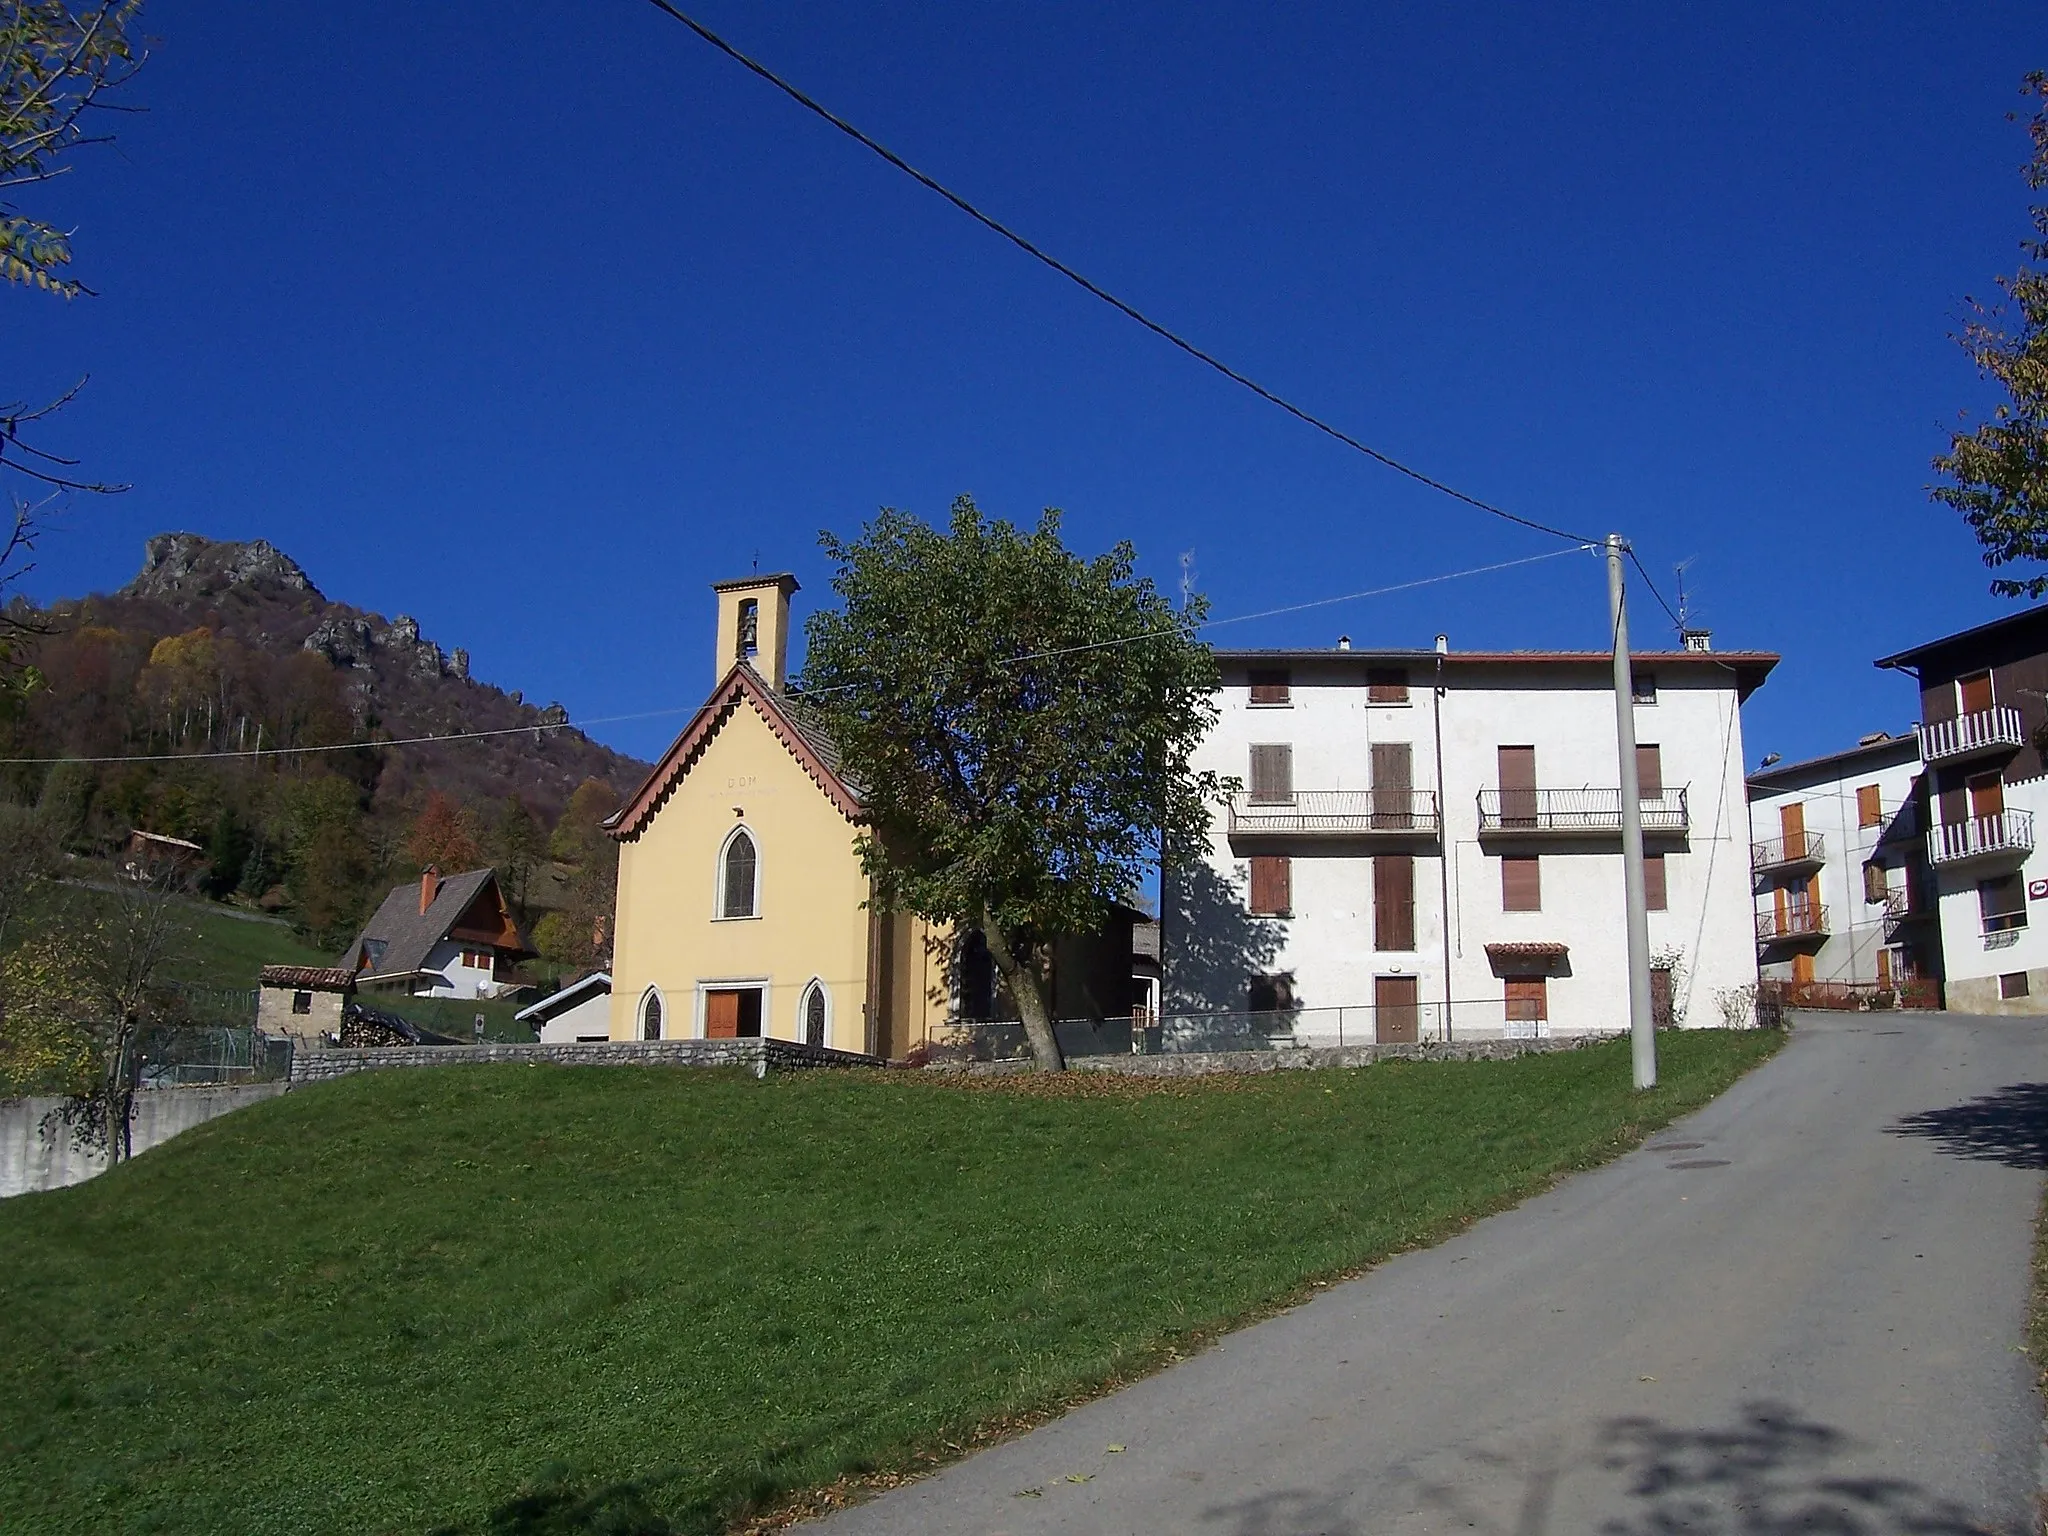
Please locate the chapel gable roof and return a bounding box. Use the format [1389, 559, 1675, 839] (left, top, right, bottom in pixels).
[607, 664, 863, 840]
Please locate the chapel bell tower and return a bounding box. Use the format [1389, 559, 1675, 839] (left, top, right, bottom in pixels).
[712, 572, 799, 691]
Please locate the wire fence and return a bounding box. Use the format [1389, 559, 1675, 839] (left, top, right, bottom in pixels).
[135, 1026, 292, 1086]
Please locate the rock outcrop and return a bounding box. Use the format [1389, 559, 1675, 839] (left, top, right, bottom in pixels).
[125, 533, 317, 602]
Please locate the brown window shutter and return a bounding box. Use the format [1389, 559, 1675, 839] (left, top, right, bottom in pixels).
[1367, 667, 1409, 704]
[1501, 854, 1541, 912]
[1643, 852, 1667, 911]
[1248, 668, 1291, 705]
[1635, 744, 1663, 800]
[1249, 855, 1291, 916]
[1856, 784, 1882, 828]
[1249, 744, 1293, 804]
[1864, 861, 1888, 904]
[1374, 853, 1415, 951]
[1371, 742, 1413, 826]
[1498, 745, 1537, 825]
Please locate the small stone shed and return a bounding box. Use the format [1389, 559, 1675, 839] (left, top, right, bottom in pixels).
[257, 965, 356, 1046]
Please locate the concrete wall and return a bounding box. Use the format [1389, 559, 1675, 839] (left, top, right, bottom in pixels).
[1185, 654, 1759, 1038]
[1, 1084, 289, 1199]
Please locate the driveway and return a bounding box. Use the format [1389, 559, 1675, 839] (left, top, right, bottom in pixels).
[811, 1013, 2047, 1535]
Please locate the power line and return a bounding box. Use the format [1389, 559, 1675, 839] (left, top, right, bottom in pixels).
[635, 0, 1601, 549]
[0, 548, 1590, 764]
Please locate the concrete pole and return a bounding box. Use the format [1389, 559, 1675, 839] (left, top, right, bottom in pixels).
[1606, 534, 1658, 1090]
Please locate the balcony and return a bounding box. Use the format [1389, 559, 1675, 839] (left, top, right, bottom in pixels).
[1916, 706, 2025, 765]
[1751, 831, 1826, 875]
[1756, 905, 1829, 945]
[1476, 787, 1690, 836]
[1927, 809, 2035, 868]
[1881, 886, 1936, 940]
[1227, 789, 1440, 838]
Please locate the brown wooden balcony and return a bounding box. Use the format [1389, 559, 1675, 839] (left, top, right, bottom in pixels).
[1227, 789, 1440, 838]
[1916, 706, 2025, 765]
[1477, 787, 1689, 836]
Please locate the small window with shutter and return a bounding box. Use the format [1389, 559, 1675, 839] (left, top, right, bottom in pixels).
[1367, 667, 1409, 704]
[1248, 973, 1295, 1013]
[1249, 856, 1292, 916]
[1501, 854, 1541, 912]
[1248, 669, 1291, 706]
[1864, 861, 1889, 904]
[1644, 853, 1667, 911]
[1248, 744, 1293, 804]
[1856, 784, 1883, 828]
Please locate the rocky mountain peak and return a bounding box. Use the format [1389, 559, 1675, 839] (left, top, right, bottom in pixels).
[124, 533, 318, 602]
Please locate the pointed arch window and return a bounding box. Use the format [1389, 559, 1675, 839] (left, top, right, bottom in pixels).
[719, 828, 758, 919]
[641, 988, 663, 1041]
[801, 981, 828, 1048]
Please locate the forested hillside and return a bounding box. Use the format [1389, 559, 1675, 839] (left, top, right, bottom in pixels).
[0, 534, 645, 955]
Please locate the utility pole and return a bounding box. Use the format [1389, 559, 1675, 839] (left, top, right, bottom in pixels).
[1606, 534, 1657, 1090]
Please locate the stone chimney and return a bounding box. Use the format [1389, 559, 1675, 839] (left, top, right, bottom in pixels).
[712, 573, 800, 691]
[420, 867, 441, 914]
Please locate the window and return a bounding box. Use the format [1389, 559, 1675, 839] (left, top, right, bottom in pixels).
[1856, 784, 1883, 828]
[1249, 855, 1292, 916]
[1498, 745, 1537, 827]
[957, 931, 996, 1020]
[1248, 973, 1295, 1015]
[1636, 744, 1663, 801]
[1367, 667, 1409, 704]
[1370, 742, 1413, 827]
[1248, 668, 1291, 706]
[1864, 862, 1889, 904]
[801, 981, 829, 1047]
[460, 948, 491, 970]
[641, 988, 663, 1040]
[1502, 854, 1541, 912]
[1505, 976, 1548, 1023]
[1248, 744, 1294, 804]
[1959, 670, 1994, 715]
[2002, 971, 2031, 1000]
[291, 990, 312, 1015]
[1374, 853, 1415, 951]
[1979, 873, 2027, 934]
[1631, 670, 1657, 705]
[1644, 853, 1668, 912]
[719, 828, 759, 918]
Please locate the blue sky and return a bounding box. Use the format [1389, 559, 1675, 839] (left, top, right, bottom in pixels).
[10, 2, 2048, 768]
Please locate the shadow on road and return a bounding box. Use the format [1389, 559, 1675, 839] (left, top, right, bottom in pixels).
[1197, 1401, 1995, 1535]
[1888, 1082, 2048, 1168]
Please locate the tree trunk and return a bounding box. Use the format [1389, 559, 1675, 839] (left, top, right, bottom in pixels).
[981, 908, 1065, 1072]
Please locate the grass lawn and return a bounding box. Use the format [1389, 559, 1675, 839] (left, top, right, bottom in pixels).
[0, 1030, 1779, 1536]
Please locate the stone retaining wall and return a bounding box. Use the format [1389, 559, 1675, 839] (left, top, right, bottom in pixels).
[955, 1033, 1622, 1078]
[289, 1037, 883, 1084]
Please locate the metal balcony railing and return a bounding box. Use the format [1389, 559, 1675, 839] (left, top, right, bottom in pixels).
[1916, 706, 2025, 764]
[1227, 789, 1440, 836]
[1476, 787, 1690, 834]
[1927, 809, 2035, 866]
[1757, 905, 1829, 944]
[1880, 885, 1936, 939]
[1752, 831, 1826, 872]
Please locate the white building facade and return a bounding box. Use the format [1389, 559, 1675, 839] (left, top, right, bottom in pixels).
[1744, 735, 1937, 994]
[1169, 644, 1776, 1043]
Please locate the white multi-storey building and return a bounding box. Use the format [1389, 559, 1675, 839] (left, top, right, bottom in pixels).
[1744, 733, 1938, 994]
[1168, 640, 1776, 1043]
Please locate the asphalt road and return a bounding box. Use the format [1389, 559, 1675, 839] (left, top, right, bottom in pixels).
[812, 1014, 2047, 1535]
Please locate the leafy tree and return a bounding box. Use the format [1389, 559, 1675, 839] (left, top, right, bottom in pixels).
[800, 496, 1220, 1070]
[0, 923, 93, 1094]
[549, 777, 620, 862]
[288, 820, 372, 948]
[405, 789, 479, 872]
[486, 795, 546, 918]
[1, 1, 145, 297]
[1933, 72, 2048, 595]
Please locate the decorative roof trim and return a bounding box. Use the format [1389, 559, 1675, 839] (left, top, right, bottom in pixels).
[607, 665, 862, 839]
